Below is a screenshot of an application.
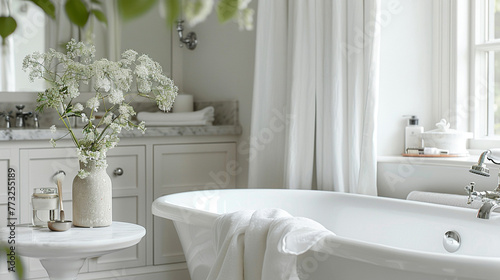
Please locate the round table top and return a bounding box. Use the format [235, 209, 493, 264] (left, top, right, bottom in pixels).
[2, 221, 145, 259]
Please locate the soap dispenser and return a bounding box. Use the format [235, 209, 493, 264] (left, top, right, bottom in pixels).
[404, 115, 424, 153]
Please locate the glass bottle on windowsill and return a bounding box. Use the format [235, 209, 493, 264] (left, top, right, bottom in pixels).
[404, 115, 423, 154]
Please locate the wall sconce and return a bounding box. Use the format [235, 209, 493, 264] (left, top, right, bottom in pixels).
[176, 20, 197, 50]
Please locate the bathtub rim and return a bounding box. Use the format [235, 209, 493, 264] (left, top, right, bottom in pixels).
[152, 188, 483, 224]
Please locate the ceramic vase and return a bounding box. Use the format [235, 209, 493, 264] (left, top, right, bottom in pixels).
[72, 161, 112, 227]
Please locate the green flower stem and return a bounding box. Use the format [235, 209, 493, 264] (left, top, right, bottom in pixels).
[57, 106, 80, 149]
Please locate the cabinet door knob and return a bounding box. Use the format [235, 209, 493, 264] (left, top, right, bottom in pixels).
[113, 167, 124, 176]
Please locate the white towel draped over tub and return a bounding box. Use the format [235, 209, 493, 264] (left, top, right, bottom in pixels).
[207, 209, 335, 280]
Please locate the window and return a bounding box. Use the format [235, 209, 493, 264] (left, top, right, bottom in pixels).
[472, 0, 500, 138]
[433, 1, 500, 149]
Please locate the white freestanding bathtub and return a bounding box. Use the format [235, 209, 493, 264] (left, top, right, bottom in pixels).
[152, 189, 500, 280]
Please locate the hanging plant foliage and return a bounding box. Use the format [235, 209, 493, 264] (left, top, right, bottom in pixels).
[0, 16, 16, 44]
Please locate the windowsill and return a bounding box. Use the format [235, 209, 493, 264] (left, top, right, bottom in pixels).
[378, 149, 491, 168]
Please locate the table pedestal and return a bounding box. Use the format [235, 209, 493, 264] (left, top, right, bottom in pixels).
[2, 222, 145, 280]
[40, 258, 86, 280]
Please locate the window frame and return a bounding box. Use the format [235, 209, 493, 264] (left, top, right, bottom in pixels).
[432, 0, 470, 137]
[433, 0, 500, 150]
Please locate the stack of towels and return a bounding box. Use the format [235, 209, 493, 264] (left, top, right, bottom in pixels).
[207, 209, 335, 280]
[136, 106, 215, 126]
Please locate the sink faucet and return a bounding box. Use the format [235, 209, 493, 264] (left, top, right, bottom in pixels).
[15, 104, 33, 128]
[466, 149, 500, 219]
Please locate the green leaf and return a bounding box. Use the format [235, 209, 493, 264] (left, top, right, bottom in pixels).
[117, 0, 158, 21]
[28, 0, 56, 20]
[216, 0, 238, 23]
[65, 0, 89, 28]
[163, 0, 180, 27]
[91, 9, 107, 25]
[0, 16, 17, 42]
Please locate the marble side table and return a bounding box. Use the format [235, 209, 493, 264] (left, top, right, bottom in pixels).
[10, 221, 145, 280]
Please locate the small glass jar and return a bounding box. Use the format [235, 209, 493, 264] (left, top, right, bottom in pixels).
[32, 187, 59, 227]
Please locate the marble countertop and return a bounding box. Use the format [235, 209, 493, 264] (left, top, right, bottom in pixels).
[0, 124, 242, 141]
[0, 100, 242, 141]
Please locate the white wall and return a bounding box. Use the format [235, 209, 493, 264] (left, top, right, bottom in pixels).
[177, 3, 257, 188]
[378, 0, 435, 156]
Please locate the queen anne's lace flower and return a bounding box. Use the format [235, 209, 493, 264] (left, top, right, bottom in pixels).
[81, 113, 89, 123]
[103, 114, 113, 125]
[74, 103, 84, 112]
[138, 121, 146, 134]
[24, 40, 178, 178]
[134, 65, 148, 79]
[108, 88, 125, 104]
[86, 97, 100, 111]
[121, 49, 138, 66]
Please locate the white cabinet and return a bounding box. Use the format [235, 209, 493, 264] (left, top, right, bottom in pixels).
[153, 143, 236, 265]
[0, 136, 238, 280]
[18, 145, 147, 278]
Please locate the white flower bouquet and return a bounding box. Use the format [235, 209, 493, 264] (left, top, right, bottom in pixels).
[23, 40, 178, 178]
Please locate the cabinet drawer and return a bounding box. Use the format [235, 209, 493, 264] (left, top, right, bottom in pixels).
[153, 143, 237, 191]
[107, 147, 142, 192]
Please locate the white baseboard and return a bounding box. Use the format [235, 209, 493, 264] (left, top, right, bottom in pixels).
[2, 263, 190, 280]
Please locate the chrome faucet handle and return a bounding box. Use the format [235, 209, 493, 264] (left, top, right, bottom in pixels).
[5, 112, 12, 128]
[15, 104, 25, 111]
[0, 111, 12, 129]
[33, 113, 39, 128]
[465, 182, 500, 204]
[465, 182, 476, 204]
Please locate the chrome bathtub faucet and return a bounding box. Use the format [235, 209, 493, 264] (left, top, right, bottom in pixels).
[467, 149, 500, 219]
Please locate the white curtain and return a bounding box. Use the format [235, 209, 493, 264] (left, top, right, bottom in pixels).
[248, 0, 380, 195]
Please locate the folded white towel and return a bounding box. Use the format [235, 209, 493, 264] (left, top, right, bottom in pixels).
[406, 191, 483, 209]
[207, 209, 335, 280]
[142, 119, 213, 126]
[137, 106, 215, 126]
